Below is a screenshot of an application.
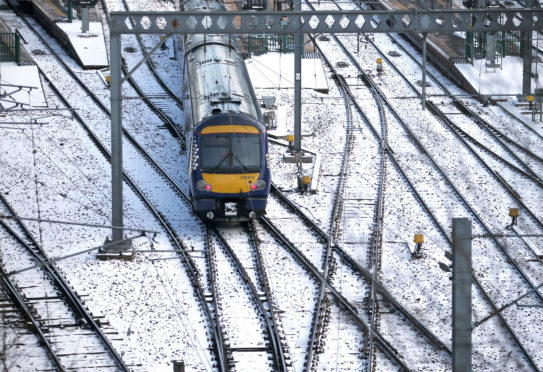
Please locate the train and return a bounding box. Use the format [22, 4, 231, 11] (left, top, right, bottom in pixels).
[179, 0, 271, 222]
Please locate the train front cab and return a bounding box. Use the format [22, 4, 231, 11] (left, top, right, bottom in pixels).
[190, 114, 270, 222]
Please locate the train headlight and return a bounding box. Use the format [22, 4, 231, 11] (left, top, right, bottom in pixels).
[254, 180, 266, 191]
[197, 180, 211, 191]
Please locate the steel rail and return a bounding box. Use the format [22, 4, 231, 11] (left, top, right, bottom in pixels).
[304, 70, 354, 370]
[324, 24, 393, 369]
[259, 217, 411, 371]
[333, 5, 543, 303]
[11, 6, 226, 370]
[332, 34, 541, 370]
[0, 264, 65, 372]
[102, 0, 186, 144]
[404, 47, 543, 182]
[343, 0, 543, 182]
[345, 1, 543, 306]
[428, 111, 543, 188]
[14, 5, 177, 166]
[0, 196, 128, 370]
[0, 157, 129, 371]
[364, 78, 388, 372]
[40, 66, 226, 372]
[42, 65, 225, 370]
[429, 101, 543, 233]
[333, 71, 388, 370]
[309, 15, 540, 368]
[203, 228, 229, 371]
[427, 101, 543, 302]
[307, 15, 536, 365]
[306, 6, 452, 365]
[117, 0, 185, 108]
[212, 226, 288, 371]
[329, 27, 543, 305]
[305, 29, 453, 358]
[270, 186, 453, 355]
[99, 0, 186, 150]
[450, 100, 543, 177]
[246, 221, 290, 371]
[349, 0, 543, 179]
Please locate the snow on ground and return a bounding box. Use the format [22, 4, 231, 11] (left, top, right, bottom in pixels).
[56, 19, 108, 67]
[0, 62, 46, 108]
[456, 56, 541, 96]
[1, 0, 543, 370]
[246, 53, 329, 91]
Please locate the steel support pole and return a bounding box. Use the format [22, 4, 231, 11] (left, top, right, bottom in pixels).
[422, 32, 427, 110]
[452, 218, 472, 372]
[521, 0, 533, 95]
[81, 7, 90, 33]
[68, 0, 73, 22]
[294, 0, 302, 154]
[110, 33, 124, 244]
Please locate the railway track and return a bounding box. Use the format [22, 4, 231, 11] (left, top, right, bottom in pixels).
[0, 264, 58, 371]
[4, 4, 224, 369]
[10, 5, 300, 369]
[259, 203, 454, 370]
[3, 0, 542, 370]
[0, 190, 131, 370]
[302, 63, 357, 370]
[100, 0, 186, 148]
[308, 0, 543, 367]
[264, 60, 453, 367]
[209, 224, 290, 371]
[338, 1, 543, 306]
[11, 11, 296, 370]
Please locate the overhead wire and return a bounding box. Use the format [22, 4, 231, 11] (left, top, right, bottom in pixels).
[151, 259, 215, 371]
[126, 260, 151, 337]
[21, 116, 112, 221]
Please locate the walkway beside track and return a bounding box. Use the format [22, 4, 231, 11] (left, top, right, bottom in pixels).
[0, 16, 46, 108]
[30, 0, 108, 68]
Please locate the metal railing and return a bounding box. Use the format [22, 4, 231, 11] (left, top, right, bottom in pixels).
[0, 33, 20, 64]
[248, 34, 295, 56]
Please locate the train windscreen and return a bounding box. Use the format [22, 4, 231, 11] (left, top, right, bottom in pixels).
[200, 133, 261, 173]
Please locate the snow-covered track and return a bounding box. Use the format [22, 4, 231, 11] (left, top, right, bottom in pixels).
[100, 0, 186, 148]
[346, 0, 543, 180]
[0, 265, 63, 370]
[302, 69, 357, 370]
[113, 0, 184, 108]
[7, 5, 228, 368]
[210, 224, 290, 371]
[302, 8, 453, 370]
[329, 54, 391, 372]
[0, 196, 130, 370]
[268, 187, 454, 367]
[359, 25, 543, 186]
[203, 228, 230, 371]
[351, 36, 543, 313]
[259, 214, 413, 370]
[309, 3, 543, 366]
[334, 17, 543, 311]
